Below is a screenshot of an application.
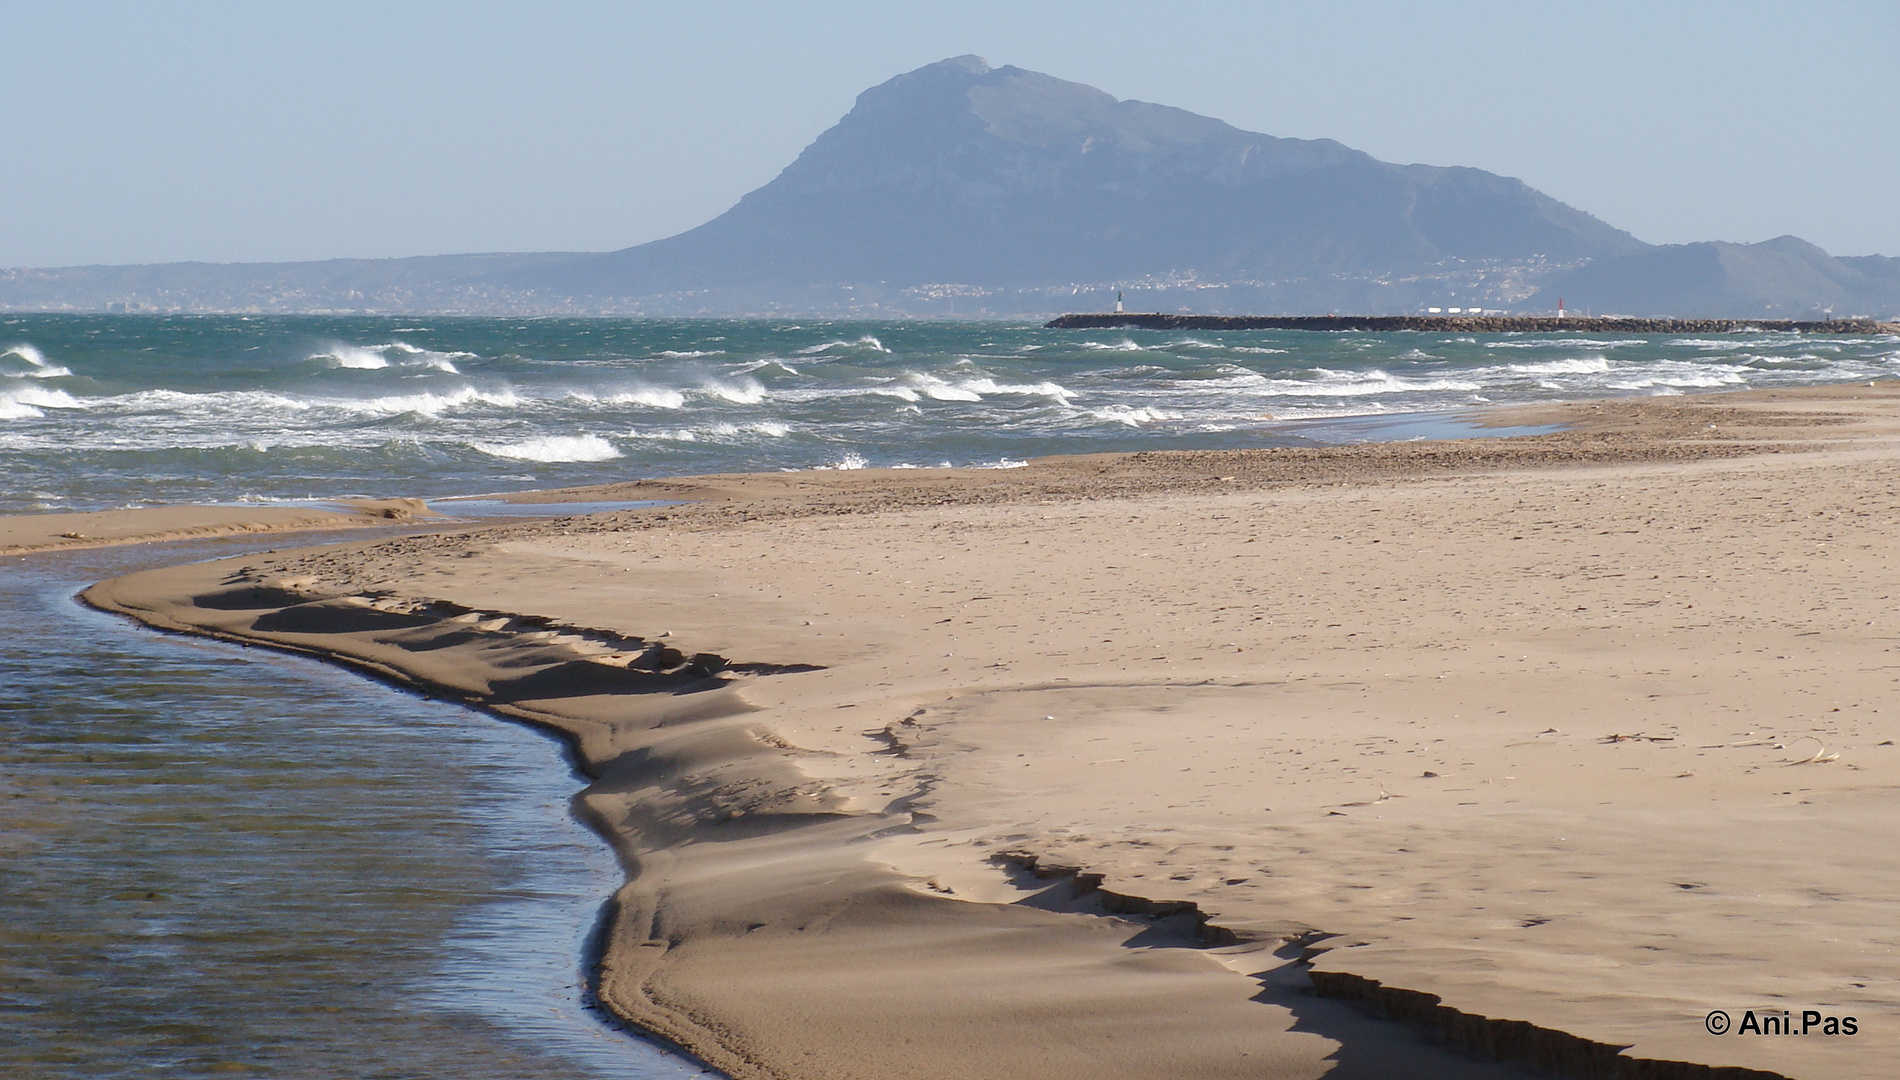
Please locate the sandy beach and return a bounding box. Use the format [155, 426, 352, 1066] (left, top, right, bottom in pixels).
[80, 382, 1900, 1079]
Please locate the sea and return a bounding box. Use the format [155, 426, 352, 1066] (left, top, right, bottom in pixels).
[3, 314, 1896, 1077]
[5, 314, 1898, 512]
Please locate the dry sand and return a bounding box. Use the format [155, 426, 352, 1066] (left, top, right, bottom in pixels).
[82, 383, 1900, 1079]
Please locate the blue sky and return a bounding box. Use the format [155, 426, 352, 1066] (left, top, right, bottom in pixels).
[4, 0, 1896, 266]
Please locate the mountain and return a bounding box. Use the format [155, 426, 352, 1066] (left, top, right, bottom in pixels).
[2, 56, 1894, 317]
[1529, 235, 1900, 318]
[514, 55, 1644, 311]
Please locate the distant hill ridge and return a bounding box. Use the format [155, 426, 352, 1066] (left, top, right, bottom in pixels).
[3, 56, 1896, 318]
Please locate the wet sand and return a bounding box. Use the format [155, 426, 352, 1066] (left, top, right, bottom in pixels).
[0, 498, 438, 556]
[80, 382, 1900, 1079]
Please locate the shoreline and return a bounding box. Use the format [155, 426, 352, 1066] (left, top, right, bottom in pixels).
[75, 382, 1900, 1078]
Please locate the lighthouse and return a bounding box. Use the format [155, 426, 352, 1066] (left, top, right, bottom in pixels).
[1114, 290, 1124, 314]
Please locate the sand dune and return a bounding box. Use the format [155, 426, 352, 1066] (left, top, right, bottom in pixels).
[83, 383, 1900, 1079]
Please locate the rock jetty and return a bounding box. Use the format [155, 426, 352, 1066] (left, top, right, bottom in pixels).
[1046, 313, 1900, 334]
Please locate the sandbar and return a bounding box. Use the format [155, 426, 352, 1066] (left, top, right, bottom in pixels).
[83, 383, 1900, 1079]
[0, 498, 439, 556]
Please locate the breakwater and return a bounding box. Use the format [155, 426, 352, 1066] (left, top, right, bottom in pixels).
[1046, 313, 1900, 334]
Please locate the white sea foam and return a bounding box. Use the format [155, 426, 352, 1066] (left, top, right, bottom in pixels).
[1089, 405, 1183, 425]
[905, 375, 981, 402]
[470, 434, 621, 462]
[813, 452, 868, 470]
[796, 335, 889, 355]
[325, 346, 390, 369]
[655, 349, 725, 359]
[894, 373, 1074, 403]
[1507, 356, 1612, 375]
[630, 421, 791, 442]
[92, 388, 314, 416]
[594, 387, 687, 409]
[924, 385, 981, 402]
[383, 341, 476, 368]
[1485, 338, 1648, 350]
[1672, 336, 1792, 351]
[1253, 370, 1484, 397]
[958, 377, 1075, 400]
[331, 386, 524, 416]
[1163, 342, 1287, 354]
[1607, 372, 1746, 390]
[0, 385, 86, 419]
[732, 359, 799, 376]
[1080, 339, 1143, 351]
[313, 342, 467, 373]
[1, 344, 73, 378]
[696, 377, 766, 404]
[1266, 404, 1402, 421]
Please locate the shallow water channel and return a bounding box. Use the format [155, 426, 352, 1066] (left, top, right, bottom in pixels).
[0, 540, 708, 1079]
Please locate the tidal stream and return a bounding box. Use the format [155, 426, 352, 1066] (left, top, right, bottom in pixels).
[0, 540, 708, 1079]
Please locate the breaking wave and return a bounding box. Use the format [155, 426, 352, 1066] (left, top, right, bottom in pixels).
[797, 335, 890, 355]
[333, 386, 525, 416]
[590, 387, 687, 409]
[0, 385, 85, 419]
[629, 421, 792, 442]
[696, 378, 766, 404]
[1088, 405, 1183, 425]
[2, 344, 74, 379]
[1507, 356, 1612, 375]
[470, 434, 622, 462]
[312, 341, 469, 373]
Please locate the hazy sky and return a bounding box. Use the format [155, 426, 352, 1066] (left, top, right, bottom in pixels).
[5, 0, 1896, 267]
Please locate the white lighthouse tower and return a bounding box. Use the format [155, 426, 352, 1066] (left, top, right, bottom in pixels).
[1114, 290, 1124, 314]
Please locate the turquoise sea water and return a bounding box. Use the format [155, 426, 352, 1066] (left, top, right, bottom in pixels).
[4, 314, 1896, 512]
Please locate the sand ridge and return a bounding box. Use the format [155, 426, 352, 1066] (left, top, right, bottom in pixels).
[81, 382, 1900, 1079]
[0, 498, 441, 556]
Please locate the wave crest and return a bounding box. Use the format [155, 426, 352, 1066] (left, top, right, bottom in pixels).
[470, 434, 621, 462]
[0, 385, 85, 419]
[2, 344, 74, 378]
[796, 335, 890, 355]
[696, 378, 767, 405]
[1089, 405, 1182, 425]
[312, 341, 466, 373]
[594, 387, 687, 409]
